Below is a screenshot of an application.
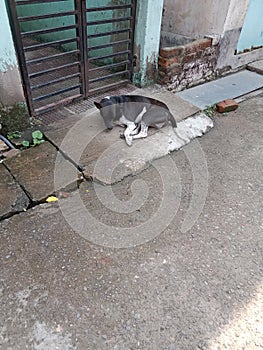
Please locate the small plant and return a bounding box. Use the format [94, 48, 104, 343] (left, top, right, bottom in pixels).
[22, 130, 45, 148]
[204, 104, 217, 117]
[21, 140, 30, 148]
[7, 131, 21, 140]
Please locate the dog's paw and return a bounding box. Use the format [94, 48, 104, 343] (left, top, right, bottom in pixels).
[125, 136, 133, 147]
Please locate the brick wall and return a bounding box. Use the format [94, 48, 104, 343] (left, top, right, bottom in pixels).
[158, 38, 219, 91]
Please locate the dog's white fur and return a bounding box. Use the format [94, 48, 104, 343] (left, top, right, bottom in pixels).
[94, 95, 177, 146]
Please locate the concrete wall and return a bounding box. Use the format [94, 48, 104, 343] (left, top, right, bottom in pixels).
[133, 0, 164, 86]
[162, 0, 231, 40]
[217, 0, 263, 70]
[162, 0, 263, 71]
[0, 0, 24, 105]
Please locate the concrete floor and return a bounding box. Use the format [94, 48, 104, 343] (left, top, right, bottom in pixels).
[0, 94, 263, 349]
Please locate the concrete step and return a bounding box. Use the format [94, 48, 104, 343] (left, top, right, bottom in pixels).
[176, 70, 263, 109]
[247, 59, 263, 75]
[44, 89, 212, 185]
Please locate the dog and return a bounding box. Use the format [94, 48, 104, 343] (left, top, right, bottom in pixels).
[94, 95, 177, 146]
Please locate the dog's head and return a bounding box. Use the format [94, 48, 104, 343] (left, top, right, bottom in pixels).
[94, 96, 120, 130]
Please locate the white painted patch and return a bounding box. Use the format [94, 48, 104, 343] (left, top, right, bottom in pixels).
[166, 113, 214, 152]
[92, 112, 214, 184]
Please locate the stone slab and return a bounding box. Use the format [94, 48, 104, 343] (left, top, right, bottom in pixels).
[44, 89, 201, 180]
[4, 142, 80, 202]
[85, 113, 214, 184]
[176, 70, 263, 109]
[0, 163, 30, 219]
[130, 87, 200, 121]
[247, 60, 263, 75]
[44, 88, 200, 148]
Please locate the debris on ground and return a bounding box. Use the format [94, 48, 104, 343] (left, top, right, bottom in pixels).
[217, 99, 238, 113]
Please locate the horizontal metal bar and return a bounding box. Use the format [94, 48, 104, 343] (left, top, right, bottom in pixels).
[87, 4, 131, 12]
[18, 11, 77, 22]
[27, 50, 79, 64]
[89, 70, 129, 83]
[32, 73, 80, 90]
[89, 50, 130, 62]
[33, 84, 80, 102]
[29, 62, 79, 79]
[89, 80, 130, 94]
[87, 28, 130, 39]
[17, 0, 67, 5]
[24, 38, 77, 52]
[35, 94, 82, 115]
[89, 60, 129, 72]
[21, 24, 77, 37]
[87, 39, 130, 51]
[87, 16, 131, 26]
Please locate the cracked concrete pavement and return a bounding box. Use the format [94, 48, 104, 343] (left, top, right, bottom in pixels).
[0, 93, 262, 349]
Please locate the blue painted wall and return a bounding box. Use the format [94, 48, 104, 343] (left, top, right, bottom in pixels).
[237, 0, 263, 53]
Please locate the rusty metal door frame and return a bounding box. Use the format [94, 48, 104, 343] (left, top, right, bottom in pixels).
[7, 0, 137, 116]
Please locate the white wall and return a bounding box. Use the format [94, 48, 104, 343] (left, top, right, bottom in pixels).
[0, 0, 24, 104]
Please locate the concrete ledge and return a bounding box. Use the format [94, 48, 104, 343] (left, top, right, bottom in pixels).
[43, 89, 204, 186]
[91, 113, 214, 185]
[247, 60, 263, 75]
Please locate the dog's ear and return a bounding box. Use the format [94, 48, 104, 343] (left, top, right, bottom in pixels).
[94, 101, 102, 110]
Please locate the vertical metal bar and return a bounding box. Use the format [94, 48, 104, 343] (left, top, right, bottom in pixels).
[129, 0, 137, 80]
[74, 0, 86, 97]
[81, 0, 89, 97]
[6, 0, 36, 116]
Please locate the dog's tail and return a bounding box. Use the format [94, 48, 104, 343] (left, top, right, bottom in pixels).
[168, 111, 177, 129]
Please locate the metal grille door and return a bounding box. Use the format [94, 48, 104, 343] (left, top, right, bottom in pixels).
[7, 0, 136, 116]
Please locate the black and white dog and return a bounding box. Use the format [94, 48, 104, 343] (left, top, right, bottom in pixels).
[94, 95, 177, 146]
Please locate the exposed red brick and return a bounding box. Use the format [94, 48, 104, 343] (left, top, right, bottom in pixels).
[185, 38, 212, 55]
[216, 99, 238, 113]
[159, 46, 185, 59]
[182, 53, 196, 64]
[158, 55, 179, 68]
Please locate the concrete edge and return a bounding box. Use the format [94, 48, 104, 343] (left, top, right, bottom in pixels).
[91, 112, 214, 185]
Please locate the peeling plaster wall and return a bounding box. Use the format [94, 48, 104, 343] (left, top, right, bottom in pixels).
[0, 0, 24, 105]
[217, 0, 263, 70]
[162, 0, 231, 40]
[133, 0, 164, 86]
[162, 0, 263, 71]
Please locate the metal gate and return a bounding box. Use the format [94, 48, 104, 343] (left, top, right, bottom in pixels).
[7, 0, 137, 116]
